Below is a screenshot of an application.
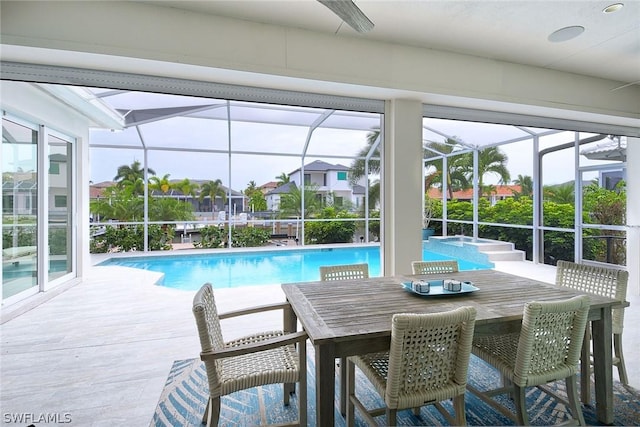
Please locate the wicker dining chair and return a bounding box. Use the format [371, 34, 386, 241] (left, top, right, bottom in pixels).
[411, 260, 459, 275]
[192, 283, 307, 427]
[319, 262, 369, 415]
[555, 260, 629, 401]
[468, 295, 590, 426]
[319, 263, 369, 281]
[346, 307, 477, 426]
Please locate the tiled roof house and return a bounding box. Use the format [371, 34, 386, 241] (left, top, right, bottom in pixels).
[264, 160, 367, 211]
[427, 184, 524, 205]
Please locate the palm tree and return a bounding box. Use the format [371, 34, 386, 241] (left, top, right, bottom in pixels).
[366, 180, 381, 211]
[199, 179, 226, 212]
[482, 184, 497, 198]
[113, 160, 155, 185]
[244, 180, 266, 211]
[119, 176, 145, 196]
[468, 146, 511, 199]
[173, 178, 200, 200]
[512, 174, 534, 198]
[350, 129, 381, 183]
[275, 173, 290, 186]
[350, 129, 381, 210]
[247, 191, 267, 212]
[245, 180, 258, 194]
[148, 173, 172, 194]
[544, 182, 575, 204]
[424, 138, 469, 200]
[280, 183, 321, 217]
[149, 197, 195, 222]
[90, 185, 144, 221]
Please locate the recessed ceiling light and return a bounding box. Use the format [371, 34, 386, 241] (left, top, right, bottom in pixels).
[603, 3, 624, 13]
[548, 26, 585, 42]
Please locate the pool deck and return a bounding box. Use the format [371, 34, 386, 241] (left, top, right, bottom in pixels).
[1, 260, 638, 426]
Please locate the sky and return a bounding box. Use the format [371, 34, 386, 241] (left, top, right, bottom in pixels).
[87, 90, 620, 191]
[88, 125, 614, 192]
[89, 124, 374, 189]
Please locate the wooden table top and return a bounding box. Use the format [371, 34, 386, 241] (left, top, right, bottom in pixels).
[281, 269, 620, 346]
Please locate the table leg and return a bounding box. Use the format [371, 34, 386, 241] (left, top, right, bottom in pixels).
[315, 342, 336, 427]
[340, 358, 347, 415]
[283, 301, 297, 334]
[591, 306, 613, 424]
[580, 326, 591, 404]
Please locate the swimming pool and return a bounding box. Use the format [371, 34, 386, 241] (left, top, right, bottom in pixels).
[98, 245, 493, 291]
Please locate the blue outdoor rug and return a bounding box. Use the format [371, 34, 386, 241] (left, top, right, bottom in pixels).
[151, 346, 640, 426]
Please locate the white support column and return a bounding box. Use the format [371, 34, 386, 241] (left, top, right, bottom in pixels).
[77, 132, 91, 279]
[382, 99, 423, 276]
[627, 137, 640, 296]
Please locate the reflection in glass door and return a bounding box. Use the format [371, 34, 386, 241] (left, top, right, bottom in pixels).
[48, 134, 73, 281]
[2, 118, 39, 299]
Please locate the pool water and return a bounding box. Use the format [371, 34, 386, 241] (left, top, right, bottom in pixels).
[98, 246, 492, 291]
[3, 259, 68, 280]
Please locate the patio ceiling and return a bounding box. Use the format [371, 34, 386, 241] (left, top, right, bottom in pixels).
[137, 0, 640, 86]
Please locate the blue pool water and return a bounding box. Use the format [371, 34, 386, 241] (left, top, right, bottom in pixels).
[98, 246, 492, 291]
[3, 259, 68, 280]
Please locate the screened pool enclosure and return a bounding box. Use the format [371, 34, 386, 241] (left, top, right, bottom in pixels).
[2, 81, 630, 303]
[86, 86, 627, 266]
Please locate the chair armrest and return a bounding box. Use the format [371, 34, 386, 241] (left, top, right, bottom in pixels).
[218, 301, 290, 320]
[200, 330, 308, 361]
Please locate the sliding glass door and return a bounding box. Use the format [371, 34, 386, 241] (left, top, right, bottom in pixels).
[48, 133, 74, 281]
[2, 118, 39, 299]
[2, 116, 76, 302]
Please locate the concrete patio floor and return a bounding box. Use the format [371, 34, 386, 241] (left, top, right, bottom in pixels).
[1, 260, 638, 426]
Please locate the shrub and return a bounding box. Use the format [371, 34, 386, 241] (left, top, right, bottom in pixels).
[231, 227, 271, 247]
[367, 210, 380, 240]
[89, 224, 172, 252]
[49, 228, 68, 255]
[305, 207, 357, 244]
[193, 225, 227, 249]
[2, 219, 36, 248]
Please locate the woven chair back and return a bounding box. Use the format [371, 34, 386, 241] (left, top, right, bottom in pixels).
[385, 307, 476, 409]
[193, 283, 225, 394]
[514, 295, 590, 387]
[411, 260, 459, 275]
[319, 263, 369, 281]
[556, 260, 628, 333]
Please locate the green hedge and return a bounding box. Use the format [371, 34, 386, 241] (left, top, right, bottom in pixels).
[193, 226, 271, 249]
[305, 207, 357, 244]
[429, 186, 625, 265]
[90, 224, 173, 253]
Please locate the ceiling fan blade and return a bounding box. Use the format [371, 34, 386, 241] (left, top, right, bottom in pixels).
[317, 0, 374, 33]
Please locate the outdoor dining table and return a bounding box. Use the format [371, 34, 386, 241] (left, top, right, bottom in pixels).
[281, 269, 623, 426]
